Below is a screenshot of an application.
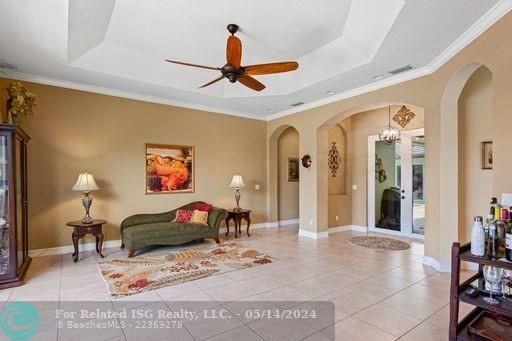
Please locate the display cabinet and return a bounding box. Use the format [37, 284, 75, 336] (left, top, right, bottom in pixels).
[0, 125, 30, 288]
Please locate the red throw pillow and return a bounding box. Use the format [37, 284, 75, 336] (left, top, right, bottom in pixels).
[174, 209, 194, 222]
[193, 202, 213, 212]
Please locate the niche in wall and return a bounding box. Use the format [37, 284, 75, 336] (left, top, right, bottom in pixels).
[457, 65, 493, 243]
[277, 127, 300, 221]
[328, 123, 350, 227]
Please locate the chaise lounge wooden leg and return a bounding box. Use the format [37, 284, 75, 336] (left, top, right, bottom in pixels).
[214, 237, 220, 244]
[128, 249, 136, 258]
[120, 243, 125, 249]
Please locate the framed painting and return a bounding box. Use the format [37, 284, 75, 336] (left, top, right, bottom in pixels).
[288, 157, 299, 182]
[145, 144, 194, 194]
[481, 141, 493, 170]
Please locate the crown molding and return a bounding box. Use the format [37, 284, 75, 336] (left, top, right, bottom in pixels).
[265, 0, 512, 121]
[2, 1, 511, 122]
[0, 71, 266, 121]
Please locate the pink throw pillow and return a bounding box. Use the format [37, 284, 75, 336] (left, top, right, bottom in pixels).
[193, 202, 213, 212]
[174, 209, 194, 222]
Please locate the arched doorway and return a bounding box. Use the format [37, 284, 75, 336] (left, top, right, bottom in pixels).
[317, 103, 426, 238]
[439, 63, 494, 265]
[268, 125, 300, 229]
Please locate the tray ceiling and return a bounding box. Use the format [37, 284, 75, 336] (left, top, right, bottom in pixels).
[0, 0, 507, 119]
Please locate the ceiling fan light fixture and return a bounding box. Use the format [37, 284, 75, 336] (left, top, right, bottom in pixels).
[165, 24, 299, 92]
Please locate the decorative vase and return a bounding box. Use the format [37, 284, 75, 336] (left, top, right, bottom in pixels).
[9, 112, 20, 126]
[6, 99, 19, 125]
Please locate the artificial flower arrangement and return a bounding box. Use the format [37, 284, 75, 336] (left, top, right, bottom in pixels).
[6, 82, 36, 125]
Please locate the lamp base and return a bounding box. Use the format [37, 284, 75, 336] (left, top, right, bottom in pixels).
[81, 192, 94, 224]
[234, 188, 242, 212]
[81, 215, 94, 224]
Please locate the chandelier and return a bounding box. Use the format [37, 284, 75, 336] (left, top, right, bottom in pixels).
[379, 106, 401, 144]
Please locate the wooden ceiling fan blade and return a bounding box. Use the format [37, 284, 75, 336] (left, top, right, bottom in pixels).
[165, 59, 220, 71]
[244, 61, 299, 75]
[226, 36, 242, 68]
[238, 75, 265, 91]
[198, 75, 225, 89]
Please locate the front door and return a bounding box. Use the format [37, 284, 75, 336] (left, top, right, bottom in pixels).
[368, 129, 425, 237]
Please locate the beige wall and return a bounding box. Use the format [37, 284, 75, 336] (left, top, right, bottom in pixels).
[458, 66, 493, 243]
[277, 127, 299, 221]
[0, 78, 267, 250]
[267, 12, 512, 265]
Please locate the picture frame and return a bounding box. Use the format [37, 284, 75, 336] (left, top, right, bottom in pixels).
[145, 143, 195, 194]
[288, 157, 299, 182]
[481, 141, 493, 170]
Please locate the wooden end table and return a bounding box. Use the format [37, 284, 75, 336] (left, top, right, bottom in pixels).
[225, 209, 251, 238]
[66, 219, 107, 262]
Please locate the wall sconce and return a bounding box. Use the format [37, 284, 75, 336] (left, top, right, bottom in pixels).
[301, 155, 312, 168]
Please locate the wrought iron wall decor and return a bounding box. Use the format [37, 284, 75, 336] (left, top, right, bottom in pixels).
[328, 142, 341, 177]
[301, 155, 312, 168]
[375, 154, 387, 183]
[393, 105, 415, 128]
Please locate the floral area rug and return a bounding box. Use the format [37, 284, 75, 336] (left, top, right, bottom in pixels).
[348, 236, 410, 250]
[98, 243, 275, 298]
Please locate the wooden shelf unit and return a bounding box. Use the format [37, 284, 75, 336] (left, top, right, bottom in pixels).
[450, 242, 512, 340]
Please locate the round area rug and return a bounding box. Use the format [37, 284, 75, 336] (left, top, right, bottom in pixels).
[348, 236, 410, 250]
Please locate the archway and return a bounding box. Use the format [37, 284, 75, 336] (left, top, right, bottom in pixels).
[268, 125, 300, 228]
[439, 63, 494, 266]
[317, 102, 425, 237]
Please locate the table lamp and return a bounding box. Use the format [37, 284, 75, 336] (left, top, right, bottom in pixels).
[229, 174, 245, 211]
[72, 172, 99, 224]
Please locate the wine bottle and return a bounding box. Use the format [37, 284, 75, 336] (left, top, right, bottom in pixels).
[497, 208, 509, 258]
[506, 208, 512, 261]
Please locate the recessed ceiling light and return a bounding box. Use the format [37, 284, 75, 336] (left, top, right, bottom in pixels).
[372, 75, 384, 81]
[326, 91, 335, 95]
[266, 108, 274, 113]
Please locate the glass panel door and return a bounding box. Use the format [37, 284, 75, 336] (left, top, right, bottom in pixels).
[0, 135, 8, 275]
[374, 140, 402, 232]
[15, 138, 23, 268]
[411, 136, 425, 235]
[369, 129, 425, 237]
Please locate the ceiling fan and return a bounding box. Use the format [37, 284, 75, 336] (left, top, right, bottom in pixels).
[165, 24, 299, 92]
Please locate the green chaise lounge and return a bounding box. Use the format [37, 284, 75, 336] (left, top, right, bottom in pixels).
[120, 201, 227, 257]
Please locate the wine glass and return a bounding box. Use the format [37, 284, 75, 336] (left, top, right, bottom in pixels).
[483, 266, 503, 305]
[502, 270, 511, 301]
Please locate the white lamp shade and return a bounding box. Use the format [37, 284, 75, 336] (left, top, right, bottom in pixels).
[229, 175, 245, 188]
[72, 172, 99, 191]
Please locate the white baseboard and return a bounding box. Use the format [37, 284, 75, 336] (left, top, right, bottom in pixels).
[278, 219, 300, 226]
[328, 225, 354, 233]
[422, 256, 451, 272]
[298, 229, 329, 239]
[351, 225, 368, 232]
[29, 239, 122, 258]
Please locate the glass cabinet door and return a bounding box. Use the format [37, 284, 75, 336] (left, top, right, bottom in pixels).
[0, 135, 8, 275]
[15, 138, 24, 268]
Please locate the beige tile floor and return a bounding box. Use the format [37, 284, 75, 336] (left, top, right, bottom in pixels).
[0, 226, 474, 340]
